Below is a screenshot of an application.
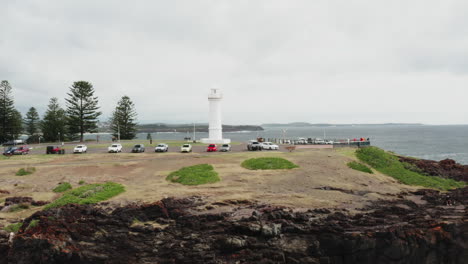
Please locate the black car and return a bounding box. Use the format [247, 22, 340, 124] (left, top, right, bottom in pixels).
[131, 144, 145, 153]
[3, 147, 17, 156]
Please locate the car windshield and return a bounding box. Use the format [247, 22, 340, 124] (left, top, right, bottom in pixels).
[134, 145, 141, 148]
[157, 144, 165, 147]
[209, 145, 215, 147]
[222, 144, 229, 147]
[183, 144, 190, 147]
[76, 146, 82, 148]
[112, 145, 118, 147]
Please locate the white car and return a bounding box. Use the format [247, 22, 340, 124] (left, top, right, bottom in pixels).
[180, 144, 192, 153]
[219, 144, 231, 152]
[73, 144, 87, 153]
[314, 138, 325, 144]
[262, 142, 279, 150]
[108, 143, 122, 153]
[155, 143, 169, 152]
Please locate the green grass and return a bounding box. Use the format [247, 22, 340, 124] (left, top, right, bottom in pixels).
[78, 180, 86, 185]
[356, 147, 465, 190]
[53, 182, 72, 193]
[241, 157, 299, 170]
[15, 167, 36, 176]
[4, 222, 22, 233]
[26, 220, 39, 230]
[166, 164, 220, 185]
[347, 161, 373, 174]
[45, 182, 125, 209]
[9, 203, 30, 212]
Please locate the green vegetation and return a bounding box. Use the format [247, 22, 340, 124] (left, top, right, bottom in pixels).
[356, 147, 465, 190]
[15, 167, 36, 176]
[166, 164, 220, 185]
[241, 157, 299, 170]
[9, 203, 30, 212]
[78, 180, 86, 185]
[45, 182, 125, 209]
[27, 220, 39, 230]
[53, 182, 72, 193]
[347, 161, 373, 174]
[4, 222, 22, 233]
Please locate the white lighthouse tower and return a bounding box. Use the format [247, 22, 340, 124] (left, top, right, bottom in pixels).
[201, 89, 231, 144]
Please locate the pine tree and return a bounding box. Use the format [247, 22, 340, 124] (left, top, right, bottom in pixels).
[65, 81, 101, 142]
[110, 96, 138, 140]
[24, 107, 40, 136]
[41, 97, 67, 142]
[0, 80, 22, 143]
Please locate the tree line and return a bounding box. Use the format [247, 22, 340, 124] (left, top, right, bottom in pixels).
[0, 80, 138, 144]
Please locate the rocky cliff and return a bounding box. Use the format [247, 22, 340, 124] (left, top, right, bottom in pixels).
[1, 187, 466, 264]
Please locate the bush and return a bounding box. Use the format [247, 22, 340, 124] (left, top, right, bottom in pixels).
[166, 164, 220, 185]
[45, 182, 125, 209]
[241, 157, 299, 170]
[9, 203, 30, 212]
[347, 161, 373, 174]
[4, 222, 22, 233]
[15, 167, 36, 176]
[356, 147, 465, 190]
[53, 182, 72, 193]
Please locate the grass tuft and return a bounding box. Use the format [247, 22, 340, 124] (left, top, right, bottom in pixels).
[53, 182, 72, 193]
[347, 161, 373, 174]
[78, 180, 86, 185]
[166, 164, 220, 185]
[15, 167, 36, 176]
[356, 147, 465, 190]
[26, 219, 39, 230]
[241, 157, 299, 170]
[45, 182, 125, 209]
[4, 222, 22, 233]
[9, 203, 30, 212]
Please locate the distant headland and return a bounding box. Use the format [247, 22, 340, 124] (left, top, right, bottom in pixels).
[261, 122, 424, 127]
[136, 123, 264, 133]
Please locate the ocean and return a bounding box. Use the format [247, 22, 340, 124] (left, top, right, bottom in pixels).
[87, 125, 468, 165]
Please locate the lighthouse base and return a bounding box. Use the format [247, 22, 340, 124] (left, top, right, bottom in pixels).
[201, 138, 231, 144]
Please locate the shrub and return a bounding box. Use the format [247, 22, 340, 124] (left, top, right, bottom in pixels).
[356, 147, 465, 190]
[15, 167, 36, 176]
[347, 161, 373, 174]
[9, 203, 30, 212]
[166, 164, 220, 185]
[45, 182, 125, 209]
[241, 157, 299, 170]
[4, 222, 22, 233]
[78, 180, 86, 185]
[53, 182, 72, 193]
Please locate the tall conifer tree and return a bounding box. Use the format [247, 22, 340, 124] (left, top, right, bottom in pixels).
[41, 97, 67, 142]
[110, 95, 138, 140]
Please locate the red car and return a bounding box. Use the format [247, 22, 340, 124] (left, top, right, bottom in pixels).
[206, 144, 217, 152]
[13, 146, 30, 155]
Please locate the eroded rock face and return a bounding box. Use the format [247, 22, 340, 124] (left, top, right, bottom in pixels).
[3, 189, 467, 264]
[400, 157, 468, 182]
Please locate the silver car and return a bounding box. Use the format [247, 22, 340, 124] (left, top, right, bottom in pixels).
[219, 144, 231, 152]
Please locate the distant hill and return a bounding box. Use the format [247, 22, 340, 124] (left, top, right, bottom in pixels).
[261, 122, 423, 127]
[136, 123, 264, 133]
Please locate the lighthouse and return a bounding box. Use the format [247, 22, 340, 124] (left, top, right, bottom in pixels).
[201, 89, 231, 144]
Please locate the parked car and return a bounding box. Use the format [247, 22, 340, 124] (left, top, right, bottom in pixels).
[325, 140, 334, 145]
[13, 146, 30, 155]
[73, 145, 87, 154]
[296, 138, 307, 144]
[262, 142, 279, 150]
[2, 140, 25, 146]
[131, 144, 145, 153]
[247, 141, 263, 151]
[46, 146, 65, 154]
[108, 143, 122, 153]
[180, 144, 192, 153]
[314, 138, 325, 144]
[206, 144, 217, 152]
[219, 144, 231, 152]
[3, 147, 17, 156]
[155, 143, 169, 152]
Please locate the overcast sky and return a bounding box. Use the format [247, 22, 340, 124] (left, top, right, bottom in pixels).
[1, 0, 467, 125]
